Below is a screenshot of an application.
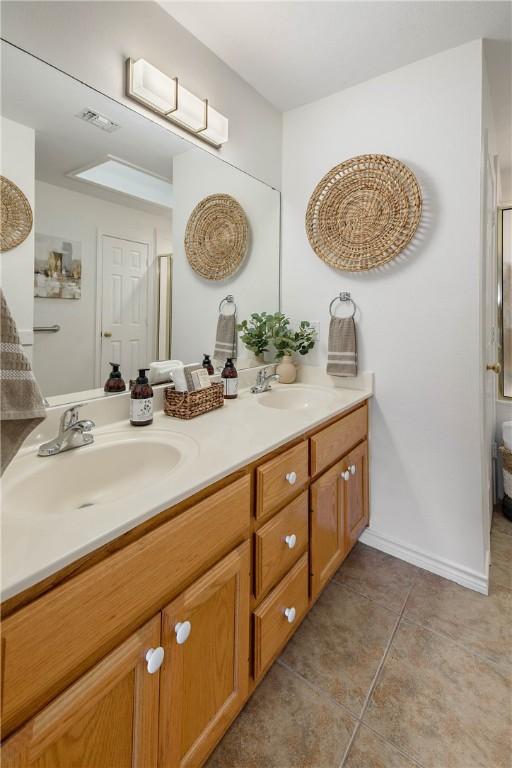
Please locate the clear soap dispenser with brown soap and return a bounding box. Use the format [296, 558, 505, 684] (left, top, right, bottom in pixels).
[104, 362, 126, 393]
[221, 358, 238, 399]
[130, 368, 153, 426]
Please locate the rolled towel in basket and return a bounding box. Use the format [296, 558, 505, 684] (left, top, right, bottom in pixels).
[326, 317, 357, 377]
[213, 312, 237, 364]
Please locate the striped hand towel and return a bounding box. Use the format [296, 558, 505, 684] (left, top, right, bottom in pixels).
[327, 317, 357, 377]
[213, 312, 237, 364]
[1, 289, 46, 474]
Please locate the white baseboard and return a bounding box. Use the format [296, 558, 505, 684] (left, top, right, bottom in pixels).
[360, 527, 489, 595]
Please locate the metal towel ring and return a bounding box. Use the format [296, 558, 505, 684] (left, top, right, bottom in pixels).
[329, 292, 356, 319]
[218, 294, 237, 314]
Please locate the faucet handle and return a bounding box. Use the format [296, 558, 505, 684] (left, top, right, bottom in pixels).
[60, 404, 84, 430]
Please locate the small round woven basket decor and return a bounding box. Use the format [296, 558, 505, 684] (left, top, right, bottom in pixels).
[185, 193, 249, 280]
[305, 154, 422, 271]
[0, 175, 34, 252]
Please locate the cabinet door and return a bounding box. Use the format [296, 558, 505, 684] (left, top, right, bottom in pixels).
[310, 461, 346, 600]
[345, 440, 369, 551]
[1, 617, 161, 768]
[159, 541, 250, 768]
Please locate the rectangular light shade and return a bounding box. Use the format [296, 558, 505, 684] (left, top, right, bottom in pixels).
[173, 84, 207, 132]
[201, 106, 229, 146]
[126, 57, 229, 146]
[130, 58, 177, 114]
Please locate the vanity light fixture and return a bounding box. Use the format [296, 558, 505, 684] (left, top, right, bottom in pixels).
[126, 58, 229, 148]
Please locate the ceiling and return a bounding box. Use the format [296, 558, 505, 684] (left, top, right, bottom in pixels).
[162, 1, 511, 112]
[161, 1, 512, 192]
[1, 41, 189, 214]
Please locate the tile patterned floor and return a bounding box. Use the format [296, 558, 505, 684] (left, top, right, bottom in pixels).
[207, 511, 512, 768]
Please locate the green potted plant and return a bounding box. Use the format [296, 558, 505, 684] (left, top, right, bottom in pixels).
[271, 314, 317, 383]
[237, 312, 273, 362]
[237, 312, 317, 380]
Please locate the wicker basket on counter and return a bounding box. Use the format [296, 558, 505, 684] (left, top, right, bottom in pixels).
[164, 382, 224, 420]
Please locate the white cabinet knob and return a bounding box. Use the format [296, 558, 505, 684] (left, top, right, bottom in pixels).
[350, 464, 356, 475]
[145, 646, 164, 674]
[284, 606, 296, 623]
[284, 534, 297, 549]
[175, 620, 191, 645]
[285, 471, 297, 485]
[341, 470, 350, 481]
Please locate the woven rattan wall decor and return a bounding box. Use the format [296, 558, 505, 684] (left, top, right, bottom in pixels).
[0, 176, 33, 252]
[185, 193, 249, 280]
[305, 154, 422, 272]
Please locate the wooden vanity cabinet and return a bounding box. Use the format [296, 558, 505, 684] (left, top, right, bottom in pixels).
[0, 476, 251, 738]
[1, 545, 251, 768]
[1, 617, 162, 768]
[158, 542, 250, 768]
[0, 400, 370, 768]
[310, 414, 369, 601]
[344, 440, 369, 552]
[310, 460, 346, 600]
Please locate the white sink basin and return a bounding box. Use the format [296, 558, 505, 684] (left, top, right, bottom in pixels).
[2, 429, 198, 516]
[256, 386, 341, 411]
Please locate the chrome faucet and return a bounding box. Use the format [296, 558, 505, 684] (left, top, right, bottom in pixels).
[38, 405, 95, 456]
[251, 367, 280, 394]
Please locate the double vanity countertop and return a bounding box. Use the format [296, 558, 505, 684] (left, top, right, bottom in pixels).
[1, 369, 372, 602]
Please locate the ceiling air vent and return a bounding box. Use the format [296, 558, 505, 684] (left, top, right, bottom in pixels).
[76, 108, 120, 133]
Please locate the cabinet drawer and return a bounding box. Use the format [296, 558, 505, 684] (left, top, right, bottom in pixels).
[1, 475, 251, 738]
[256, 441, 309, 520]
[310, 403, 367, 477]
[254, 491, 308, 601]
[253, 553, 309, 679]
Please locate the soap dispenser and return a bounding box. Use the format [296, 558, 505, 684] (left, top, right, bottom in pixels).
[104, 362, 126, 393]
[130, 368, 153, 426]
[221, 358, 238, 400]
[202, 354, 214, 376]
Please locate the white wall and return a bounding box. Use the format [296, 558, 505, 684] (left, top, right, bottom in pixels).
[172, 149, 280, 365]
[282, 41, 487, 588]
[0, 1, 282, 190]
[33, 180, 172, 396]
[0, 116, 35, 353]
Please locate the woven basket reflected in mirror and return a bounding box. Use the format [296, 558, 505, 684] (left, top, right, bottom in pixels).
[185, 193, 248, 280]
[305, 154, 422, 272]
[0, 176, 33, 252]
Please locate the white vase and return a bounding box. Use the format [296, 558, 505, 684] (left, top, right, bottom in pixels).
[276, 355, 297, 384]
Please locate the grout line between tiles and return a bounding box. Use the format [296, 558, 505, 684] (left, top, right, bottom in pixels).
[276, 657, 360, 722]
[359, 580, 416, 722]
[398, 614, 512, 673]
[339, 581, 420, 767]
[330, 576, 405, 616]
[338, 720, 360, 768]
[278, 578, 423, 768]
[359, 721, 427, 768]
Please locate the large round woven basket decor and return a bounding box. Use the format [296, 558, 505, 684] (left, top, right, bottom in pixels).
[0, 176, 33, 252]
[185, 193, 249, 280]
[305, 154, 422, 271]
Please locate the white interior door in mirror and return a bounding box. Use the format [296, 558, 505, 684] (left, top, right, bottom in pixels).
[100, 235, 150, 383]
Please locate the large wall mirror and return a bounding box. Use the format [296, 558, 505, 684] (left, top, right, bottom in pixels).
[499, 206, 512, 398]
[0, 41, 280, 404]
